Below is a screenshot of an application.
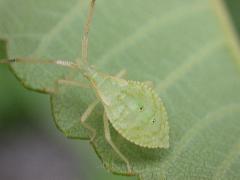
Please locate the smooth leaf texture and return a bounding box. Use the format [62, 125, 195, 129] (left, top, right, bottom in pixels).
[1, 0, 240, 179]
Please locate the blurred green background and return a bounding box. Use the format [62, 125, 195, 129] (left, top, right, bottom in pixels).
[0, 0, 239, 180]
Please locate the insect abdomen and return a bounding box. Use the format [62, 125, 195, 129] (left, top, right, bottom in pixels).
[89, 70, 169, 148]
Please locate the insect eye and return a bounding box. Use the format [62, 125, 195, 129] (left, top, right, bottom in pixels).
[139, 106, 144, 112]
[152, 119, 156, 123]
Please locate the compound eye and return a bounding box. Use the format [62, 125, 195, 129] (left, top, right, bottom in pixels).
[139, 105, 144, 112]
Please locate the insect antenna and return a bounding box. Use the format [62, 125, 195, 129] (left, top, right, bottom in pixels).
[0, 58, 79, 69]
[81, 0, 96, 65]
[0, 58, 16, 64]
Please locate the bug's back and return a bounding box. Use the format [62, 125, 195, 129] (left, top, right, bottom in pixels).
[88, 70, 169, 148]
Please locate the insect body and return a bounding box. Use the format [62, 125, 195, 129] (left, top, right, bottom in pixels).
[82, 66, 169, 148]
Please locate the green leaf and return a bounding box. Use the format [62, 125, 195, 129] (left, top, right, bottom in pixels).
[1, 0, 240, 179]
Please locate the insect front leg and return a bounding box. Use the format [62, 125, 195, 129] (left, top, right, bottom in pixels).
[103, 112, 132, 174]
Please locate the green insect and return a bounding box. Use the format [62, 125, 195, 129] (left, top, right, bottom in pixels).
[1, 0, 169, 173]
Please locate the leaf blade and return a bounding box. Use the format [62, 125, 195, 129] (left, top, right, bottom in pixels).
[1, 0, 240, 179]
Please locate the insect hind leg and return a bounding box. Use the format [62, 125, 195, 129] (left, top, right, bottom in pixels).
[78, 68, 127, 141]
[103, 112, 132, 175]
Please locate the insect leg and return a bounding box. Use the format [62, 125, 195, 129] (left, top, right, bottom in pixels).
[81, 0, 96, 64]
[57, 68, 126, 89]
[80, 100, 99, 141]
[103, 112, 132, 174]
[78, 69, 126, 140]
[57, 79, 90, 89]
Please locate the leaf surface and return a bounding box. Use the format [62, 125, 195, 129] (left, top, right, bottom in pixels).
[1, 0, 240, 179]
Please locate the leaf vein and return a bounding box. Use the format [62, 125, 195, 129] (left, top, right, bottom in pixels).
[163, 103, 240, 172]
[95, 2, 208, 67]
[213, 138, 240, 179]
[157, 39, 224, 92]
[137, 103, 240, 175]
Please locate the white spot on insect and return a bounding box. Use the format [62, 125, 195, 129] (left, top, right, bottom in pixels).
[56, 60, 74, 67]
